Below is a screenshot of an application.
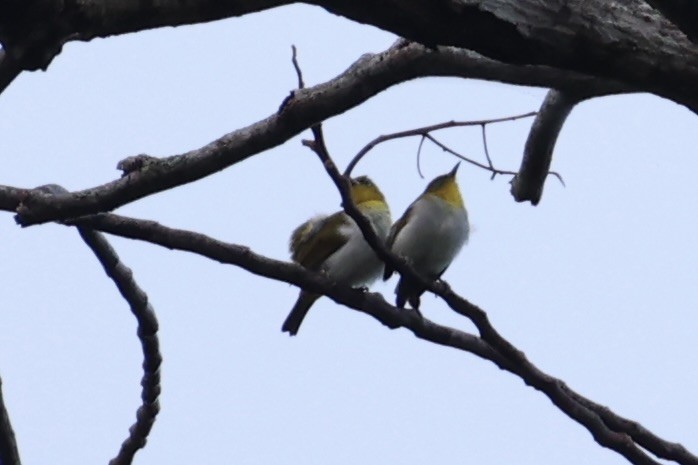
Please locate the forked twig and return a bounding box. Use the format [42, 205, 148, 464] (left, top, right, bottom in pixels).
[343, 112, 565, 185]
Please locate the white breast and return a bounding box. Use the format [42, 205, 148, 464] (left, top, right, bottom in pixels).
[323, 207, 392, 287]
[391, 195, 469, 277]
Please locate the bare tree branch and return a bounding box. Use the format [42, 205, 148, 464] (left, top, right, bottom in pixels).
[52, 209, 696, 465]
[6, 41, 627, 226]
[67, 212, 500, 359]
[644, 0, 698, 43]
[343, 111, 537, 176]
[78, 226, 162, 465]
[568, 388, 698, 465]
[511, 89, 579, 205]
[301, 126, 676, 465]
[0, 375, 21, 465]
[0, 0, 694, 107]
[33, 184, 163, 465]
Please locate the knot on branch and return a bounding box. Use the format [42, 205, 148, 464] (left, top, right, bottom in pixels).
[118, 155, 159, 177]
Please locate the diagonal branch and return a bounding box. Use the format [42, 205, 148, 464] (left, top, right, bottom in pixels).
[302, 126, 680, 465]
[0, 375, 21, 465]
[343, 111, 537, 176]
[61, 210, 697, 465]
[8, 41, 628, 225]
[67, 212, 500, 363]
[35, 184, 163, 465]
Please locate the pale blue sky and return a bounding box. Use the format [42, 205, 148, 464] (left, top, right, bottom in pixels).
[1, 5, 697, 465]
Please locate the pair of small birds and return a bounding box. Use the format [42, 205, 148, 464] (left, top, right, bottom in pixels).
[282, 163, 469, 335]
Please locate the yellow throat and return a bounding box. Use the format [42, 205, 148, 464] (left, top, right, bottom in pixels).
[425, 164, 464, 208]
[350, 176, 388, 210]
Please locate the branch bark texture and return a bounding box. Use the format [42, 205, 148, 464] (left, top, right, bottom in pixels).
[511, 89, 578, 205]
[645, 0, 698, 42]
[6, 41, 627, 226]
[0, 0, 695, 108]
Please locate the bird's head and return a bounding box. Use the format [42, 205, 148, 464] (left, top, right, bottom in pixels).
[349, 176, 387, 207]
[424, 163, 464, 208]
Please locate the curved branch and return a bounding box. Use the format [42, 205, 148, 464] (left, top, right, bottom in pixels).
[34, 184, 163, 465]
[78, 226, 162, 465]
[63, 211, 698, 465]
[0, 375, 21, 465]
[510, 89, 578, 205]
[9, 42, 628, 225]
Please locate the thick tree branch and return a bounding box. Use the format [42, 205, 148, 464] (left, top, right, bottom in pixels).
[35, 184, 163, 465]
[0, 1, 694, 107]
[6, 41, 627, 225]
[0, 375, 21, 465]
[644, 0, 698, 43]
[58, 211, 696, 465]
[511, 89, 578, 205]
[0, 49, 21, 96]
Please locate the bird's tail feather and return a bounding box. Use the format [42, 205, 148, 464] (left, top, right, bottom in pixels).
[282, 291, 320, 336]
[395, 277, 424, 310]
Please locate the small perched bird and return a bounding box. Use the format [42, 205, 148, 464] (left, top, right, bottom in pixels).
[282, 176, 392, 336]
[384, 163, 469, 310]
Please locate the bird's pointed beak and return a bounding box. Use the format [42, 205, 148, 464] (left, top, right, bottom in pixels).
[449, 162, 460, 177]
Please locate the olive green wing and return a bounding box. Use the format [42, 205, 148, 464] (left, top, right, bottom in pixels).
[289, 211, 350, 270]
[383, 204, 414, 280]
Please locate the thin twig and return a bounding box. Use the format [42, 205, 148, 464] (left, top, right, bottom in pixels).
[68, 212, 500, 363]
[0, 375, 21, 465]
[416, 135, 426, 179]
[291, 45, 305, 89]
[424, 133, 518, 176]
[480, 125, 496, 180]
[343, 112, 536, 176]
